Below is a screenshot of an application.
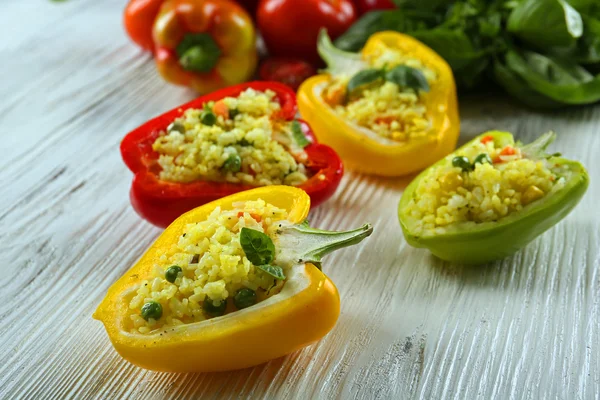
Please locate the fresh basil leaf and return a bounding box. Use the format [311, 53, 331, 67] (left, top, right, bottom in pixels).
[394, 0, 450, 11]
[240, 228, 275, 266]
[507, 0, 583, 48]
[520, 50, 593, 84]
[505, 49, 600, 104]
[257, 264, 286, 280]
[384, 65, 430, 92]
[347, 69, 385, 93]
[223, 154, 242, 173]
[334, 10, 440, 52]
[291, 120, 310, 148]
[572, 16, 600, 63]
[411, 29, 488, 70]
[493, 59, 565, 109]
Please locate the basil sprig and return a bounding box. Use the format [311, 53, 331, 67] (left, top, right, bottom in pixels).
[257, 264, 286, 280]
[291, 120, 310, 148]
[240, 228, 275, 265]
[240, 228, 286, 280]
[333, 0, 600, 108]
[347, 65, 429, 94]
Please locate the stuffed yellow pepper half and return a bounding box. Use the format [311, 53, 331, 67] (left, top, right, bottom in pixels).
[94, 186, 372, 372]
[298, 30, 459, 177]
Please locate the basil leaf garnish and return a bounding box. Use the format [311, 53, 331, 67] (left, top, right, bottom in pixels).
[240, 228, 275, 266]
[384, 65, 430, 92]
[347, 68, 385, 93]
[257, 264, 286, 280]
[291, 120, 310, 148]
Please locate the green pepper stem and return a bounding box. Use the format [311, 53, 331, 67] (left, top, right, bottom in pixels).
[520, 131, 556, 160]
[274, 221, 373, 266]
[177, 33, 221, 73]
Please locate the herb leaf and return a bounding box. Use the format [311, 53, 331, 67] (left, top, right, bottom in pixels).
[291, 120, 310, 148]
[507, 0, 583, 48]
[347, 68, 385, 93]
[384, 65, 430, 92]
[257, 264, 286, 280]
[240, 228, 275, 266]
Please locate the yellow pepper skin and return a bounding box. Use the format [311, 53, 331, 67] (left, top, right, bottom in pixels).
[297, 31, 460, 177]
[93, 187, 340, 373]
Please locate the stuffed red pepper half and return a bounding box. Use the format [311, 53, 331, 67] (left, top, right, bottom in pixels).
[121, 82, 344, 227]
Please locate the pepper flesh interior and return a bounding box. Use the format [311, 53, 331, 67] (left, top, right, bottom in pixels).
[322, 40, 436, 143]
[152, 88, 310, 186]
[401, 134, 571, 236]
[129, 199, 290, 334]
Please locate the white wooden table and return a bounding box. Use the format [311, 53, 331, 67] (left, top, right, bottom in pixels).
[1, 1, 598, 399]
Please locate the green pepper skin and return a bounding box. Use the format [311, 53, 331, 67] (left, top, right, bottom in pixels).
[398, 131, 589, 265]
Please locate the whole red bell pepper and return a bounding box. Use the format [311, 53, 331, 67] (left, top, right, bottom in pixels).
[121, 81, 344, 228]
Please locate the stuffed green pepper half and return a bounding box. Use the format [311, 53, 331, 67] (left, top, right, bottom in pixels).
[398, 131, 589, 264]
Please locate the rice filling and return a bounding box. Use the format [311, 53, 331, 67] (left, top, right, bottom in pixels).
[128, 199, 291, 334]
[152, 89, 310, 186]
[322, 41, 436, 142]
[401, 136, 569, 236]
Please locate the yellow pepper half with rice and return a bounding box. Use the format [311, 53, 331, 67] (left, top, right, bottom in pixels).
[298, 30, 460, 176]
[94, 186, 372, 372]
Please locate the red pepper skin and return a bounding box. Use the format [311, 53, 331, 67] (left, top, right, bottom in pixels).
[121, 82, 344, 228]
[123, 0, 164, 52]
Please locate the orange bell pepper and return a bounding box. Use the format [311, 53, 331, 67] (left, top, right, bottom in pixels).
[297, 31, 460, 177]
[152, 0, 257, 94]
[93, 186, 372, 372]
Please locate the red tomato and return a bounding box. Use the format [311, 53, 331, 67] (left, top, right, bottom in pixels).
[123, 0, 164, 52]
[257, 0, 357, 64]
[354, 0, 395, 14]
[259, 57, 317, 90]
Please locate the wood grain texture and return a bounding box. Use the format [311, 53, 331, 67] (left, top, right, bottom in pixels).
[0, 1, 598, 399]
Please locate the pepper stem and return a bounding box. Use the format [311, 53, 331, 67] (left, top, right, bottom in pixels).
[176, 33, 221, 73]
[274, 221, 373, 266]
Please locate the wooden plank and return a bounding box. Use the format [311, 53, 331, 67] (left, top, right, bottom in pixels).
[0, 1, 598, 399]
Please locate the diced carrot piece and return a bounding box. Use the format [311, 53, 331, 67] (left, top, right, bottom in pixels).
[237, 211, 262, 222]
[481, 135, 494, 144]
[213, 100, 229, 118]
[374, 116, 396, 124]
[324, 88, 345, 106]
[500, 146, 515, 156]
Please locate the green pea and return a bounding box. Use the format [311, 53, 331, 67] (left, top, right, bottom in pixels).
[141, 301, 162, 321]
[167, 121, 185, 133]
[234, 288, 257, 309]
[229, 108, 240, 119]
[203, 298, 227, 317]
[474, 153, 492, 165]
[452, 156, 473, 172]
[223, 154, 242, 173]
[201, 111, 217, 126]
[165, 265, 182, 283]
